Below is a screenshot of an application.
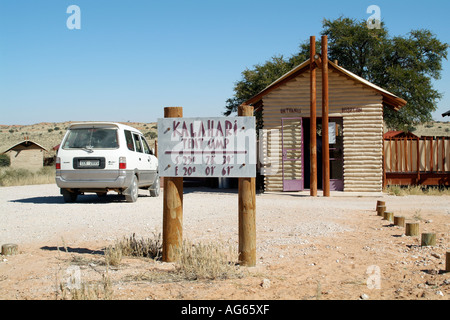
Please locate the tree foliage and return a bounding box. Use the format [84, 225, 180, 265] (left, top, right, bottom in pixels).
[224, 17, 448, 130]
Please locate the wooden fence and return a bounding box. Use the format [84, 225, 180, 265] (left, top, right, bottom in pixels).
[383, 137, 450, 186]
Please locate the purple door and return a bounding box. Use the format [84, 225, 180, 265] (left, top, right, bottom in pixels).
[281, 118, 304, 192]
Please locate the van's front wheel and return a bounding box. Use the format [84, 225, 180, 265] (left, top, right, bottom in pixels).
[124, 175, 139, 203]
[149, 175, 160, 197]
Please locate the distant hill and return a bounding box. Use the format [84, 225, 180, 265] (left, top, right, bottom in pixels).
[411, 121, 450, 137]
[2, 119, 448, 160]
[0, 121, 158, 158]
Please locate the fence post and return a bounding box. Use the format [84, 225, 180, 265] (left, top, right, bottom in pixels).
[238, 104, 256, 267]
[162, 106, 184, 262]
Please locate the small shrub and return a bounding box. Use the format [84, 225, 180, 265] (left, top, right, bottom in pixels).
[175, 240, 243, 281]
[0, 154, 10, 167]
[113, 232, 162, 260]
[105, 244, 123, 267]
[59, 273, 113, 300]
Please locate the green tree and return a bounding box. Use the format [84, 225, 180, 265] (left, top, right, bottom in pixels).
[224, 17, 448, 130]
[223, 55, 304, 116]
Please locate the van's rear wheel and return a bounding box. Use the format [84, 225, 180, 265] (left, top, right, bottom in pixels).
[61, 189, 78, 203]
[124, 175, 138, 203]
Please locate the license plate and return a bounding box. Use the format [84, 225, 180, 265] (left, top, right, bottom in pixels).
[79, 160, 100, 167]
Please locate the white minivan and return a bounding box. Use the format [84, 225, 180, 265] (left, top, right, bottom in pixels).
[55, 122, 160, 203]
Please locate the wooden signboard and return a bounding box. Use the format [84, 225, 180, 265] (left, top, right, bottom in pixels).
[157, 117, 257, 178]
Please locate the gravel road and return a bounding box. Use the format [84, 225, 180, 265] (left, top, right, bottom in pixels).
[1, 184, 449, 249]
[1, 183, 450, 300]
[0, 183, 361, 247]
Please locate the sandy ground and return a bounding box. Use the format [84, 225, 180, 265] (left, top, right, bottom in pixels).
[0, 184, 449, 301]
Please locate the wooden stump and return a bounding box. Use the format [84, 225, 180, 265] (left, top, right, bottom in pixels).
[421, 233, 436, 246]
[376, 200, 385, 211]
[1, 243, 18, 256]
[383, 211, 394, 222]
[377, 205, 386, 217]
[446, 252, 450, 273]
[394, 216, 405, 227]
[405, 222, 419, 236]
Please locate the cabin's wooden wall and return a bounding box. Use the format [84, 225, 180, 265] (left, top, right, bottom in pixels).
[260, 68, 384, 192]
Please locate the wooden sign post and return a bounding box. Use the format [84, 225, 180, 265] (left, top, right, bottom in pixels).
[238, 105, 256, 267]
[158, 106, 257, 266]
[162, 107, 184, 262]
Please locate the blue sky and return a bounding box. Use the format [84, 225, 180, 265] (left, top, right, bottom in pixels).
[0, 0, 449, 125]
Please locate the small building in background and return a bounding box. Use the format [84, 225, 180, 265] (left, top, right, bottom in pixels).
[245, 59, 406, 193]
[2, 140, 48, 171]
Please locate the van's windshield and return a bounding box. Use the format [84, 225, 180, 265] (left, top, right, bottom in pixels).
[63, 128, 119, 149]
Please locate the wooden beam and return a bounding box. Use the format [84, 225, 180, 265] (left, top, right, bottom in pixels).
[410, 138, 413, 172]
[310, 36, 317, 197]
[404, 137, 408, 172]
[442, 137, 446, 173]
[390, 139, 393, 172]
[395, 139, 398, 172]
[416, 137, 420, 182]
[321, 35, 330, 197]
[430, 137, 434, 172]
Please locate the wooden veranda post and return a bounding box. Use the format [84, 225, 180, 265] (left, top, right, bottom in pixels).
[238, 104, 256, 267]
[310, 36, 318, 197]
[321, 35, 330, 197]
[162, 107, 184, 262]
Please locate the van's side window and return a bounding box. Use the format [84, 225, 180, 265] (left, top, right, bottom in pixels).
[125, 130, 134, 151]
[133, 133, 143, 153]
[142, 137, 153, 155]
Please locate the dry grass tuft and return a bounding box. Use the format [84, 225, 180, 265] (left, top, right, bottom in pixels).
[384, 185, 450, 196]
[59, 273, 113, 300]
[174, 240, 244, 281]
[0, 167, 55, 186]
[112, 232, 162, 260]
